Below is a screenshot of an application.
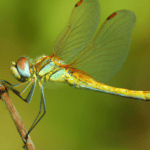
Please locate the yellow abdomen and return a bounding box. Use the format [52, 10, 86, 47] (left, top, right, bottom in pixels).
[64, 68, 150, 101]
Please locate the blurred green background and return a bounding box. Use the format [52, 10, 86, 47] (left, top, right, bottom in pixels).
[0, 0, 150, 149]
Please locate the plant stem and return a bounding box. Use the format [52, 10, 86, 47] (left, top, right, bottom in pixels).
[0, 84, 36, 150]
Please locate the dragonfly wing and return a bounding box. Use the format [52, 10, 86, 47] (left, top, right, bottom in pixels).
[72, 10, 136, 83]
[53, 0, 100, 64]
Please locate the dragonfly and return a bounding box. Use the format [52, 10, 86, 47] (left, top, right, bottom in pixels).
[1, 0, 150, 139]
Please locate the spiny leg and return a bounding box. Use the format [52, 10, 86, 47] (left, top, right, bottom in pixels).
[20, 81, 34, 95]
[1, 79, 47, 139]
[25, 81, 46, 139]
[12, 82, 22, 88]
[24, 81, 36, 103]
[0, 79, 36, 103]
[12, 79, 31, 88]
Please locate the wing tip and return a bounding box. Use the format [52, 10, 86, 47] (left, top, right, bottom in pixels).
[75, 0, 83, 7]
[118, 9, 136, 21]
[106, 9, 136, 25]
[107, 12, 118, 20]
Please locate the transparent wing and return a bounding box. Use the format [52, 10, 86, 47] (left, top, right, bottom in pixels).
[53, 0, 100, 64]
[71, 10, 136, 83]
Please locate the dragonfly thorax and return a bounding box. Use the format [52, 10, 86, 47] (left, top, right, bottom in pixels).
[34, 55, 67, 83]
[33, 56, 58, 77]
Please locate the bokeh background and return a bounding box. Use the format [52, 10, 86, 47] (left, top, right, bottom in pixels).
[0, 0, 150, 149]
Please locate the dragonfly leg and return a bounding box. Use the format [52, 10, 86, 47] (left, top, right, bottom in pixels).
[25, 81, 46, 139]
[0, 79, 36, 103]
[23, 81, 36, 103]
[1, 79, 46, 139]
[12, 82, 22, 88]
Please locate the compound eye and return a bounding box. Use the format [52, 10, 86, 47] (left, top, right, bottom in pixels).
[17, 57, 31, 78]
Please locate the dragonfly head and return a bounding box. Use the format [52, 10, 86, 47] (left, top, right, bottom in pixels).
[10, 57, 31, 82]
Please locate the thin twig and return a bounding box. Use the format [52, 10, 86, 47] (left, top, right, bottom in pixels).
[0, 84, 36, 150]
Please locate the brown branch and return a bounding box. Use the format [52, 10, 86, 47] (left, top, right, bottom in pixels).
[0, 84, 36, 150]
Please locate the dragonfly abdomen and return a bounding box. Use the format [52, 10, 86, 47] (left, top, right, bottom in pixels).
[95, 84, 150, 100]
[82, 81, 150, 101]
[64, 69, 150, 101]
